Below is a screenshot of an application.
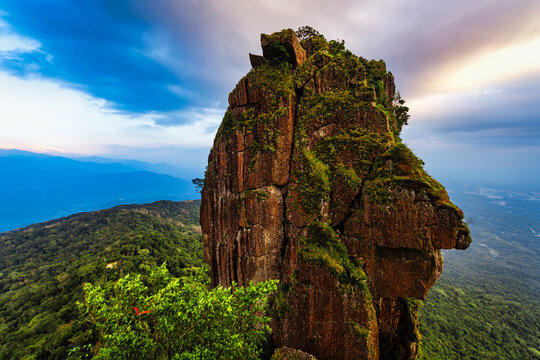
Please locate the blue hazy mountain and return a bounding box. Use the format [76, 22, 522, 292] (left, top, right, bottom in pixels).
[72, 155, 202, 179]
[0, 150, 199, 232]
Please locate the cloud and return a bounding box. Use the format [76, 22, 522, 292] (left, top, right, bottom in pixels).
[405, 75, 540, 147]
[343, 0, 540, 96]
[0, 33, 40, 53]
[1, 0, 539, 181]
[0, 1, 185, 112]
[0, 10, 41, 56]
[4, 0, 540, 110]
[401, 128, 540, 188]
[430, 35, 540, 93]
[0, 70, 223, 157]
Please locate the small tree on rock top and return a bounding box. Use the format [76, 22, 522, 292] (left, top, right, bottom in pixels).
[296, 26, 321, 40]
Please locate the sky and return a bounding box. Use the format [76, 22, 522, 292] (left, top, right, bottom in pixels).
[0, 0, 539, 187]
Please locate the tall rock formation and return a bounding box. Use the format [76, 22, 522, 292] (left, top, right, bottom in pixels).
[201, 28, 471, 360]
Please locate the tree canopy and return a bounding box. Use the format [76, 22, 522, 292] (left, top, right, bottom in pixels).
[77, 265, 278, 359]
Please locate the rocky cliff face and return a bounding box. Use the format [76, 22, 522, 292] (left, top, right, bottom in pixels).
[201, 28, 471, 360]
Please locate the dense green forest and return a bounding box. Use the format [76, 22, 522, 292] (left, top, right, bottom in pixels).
[419, 185, 540, 359]
[1, 193, 538, 359]
[0, 200, 203, 359]
[420, 271, 539, 359]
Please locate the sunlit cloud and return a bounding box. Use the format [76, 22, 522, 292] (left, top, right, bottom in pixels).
[0, 70, 223, 156]
[407, 90, 497, 123]
[429, 36, 540, 93]
[407, 74, 540, 136]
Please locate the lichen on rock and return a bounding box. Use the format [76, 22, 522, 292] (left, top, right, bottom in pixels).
[201, 28, 471, 360]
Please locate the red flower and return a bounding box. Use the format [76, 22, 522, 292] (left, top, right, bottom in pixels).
[133, 307, 151, 316]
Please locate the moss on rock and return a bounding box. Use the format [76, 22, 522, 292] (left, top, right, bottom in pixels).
[202, 27, 471, 360]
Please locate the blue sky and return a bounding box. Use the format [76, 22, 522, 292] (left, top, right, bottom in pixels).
[0, 0, 539, 186]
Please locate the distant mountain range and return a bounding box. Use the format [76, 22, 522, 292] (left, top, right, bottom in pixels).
[0, 150, 199, 232]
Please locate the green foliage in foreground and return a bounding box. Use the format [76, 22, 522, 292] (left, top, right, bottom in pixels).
[0, 200, 203, 360]
[77, 265, 277, 360]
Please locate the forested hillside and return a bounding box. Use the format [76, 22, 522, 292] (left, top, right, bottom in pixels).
[0, 200, 203, 359]
[0, 192, 538, 359]
[419, 185, 540, 359]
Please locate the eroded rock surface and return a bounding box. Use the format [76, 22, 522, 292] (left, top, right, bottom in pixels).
[272, 347, 318, 360]
[201, 28, 471, 360]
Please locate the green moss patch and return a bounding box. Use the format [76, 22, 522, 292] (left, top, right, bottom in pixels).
[298, 221, 369, 292]
[349, 321, 371, 339]
[404, 297, 423, 342]
[313, 129, 389, 187]
[364, 142, 465, 217]
[291, 149, 331, 217]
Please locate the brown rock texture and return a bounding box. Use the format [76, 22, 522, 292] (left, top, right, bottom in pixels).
[272, 347, 318, 360]
[201, 29, 471, 360]
[261, 28, 306, 68]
